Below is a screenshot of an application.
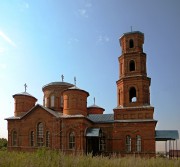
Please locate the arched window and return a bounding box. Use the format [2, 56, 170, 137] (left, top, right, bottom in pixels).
[45, 97, 48, 107]
[50, 95, 55, 107]
[46, 131, 50, 147]
[30, 131, 34, 147]
[100, 132, 106, 151]
[60, 95, 63, 107]
[69, 132, 75, 149]
[129, 39, 134, 48]
[129, 87, 137, 102]
[126, 135, 131, 152]
[118, 89, 120, 105]
[129, 60, 135, 71]
[37, 122, 43, 147]
[12, 131, 17, 146]
[136, 135, 141, 152]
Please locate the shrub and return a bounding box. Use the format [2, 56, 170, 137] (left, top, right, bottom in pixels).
[0, 138, 7, 150]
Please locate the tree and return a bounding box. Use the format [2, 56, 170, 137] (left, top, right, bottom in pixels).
[0, 138, 7, 149]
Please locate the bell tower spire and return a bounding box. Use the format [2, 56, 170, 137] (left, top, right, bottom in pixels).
[114, 31, 154, 121]
[117, 31, 150, 107]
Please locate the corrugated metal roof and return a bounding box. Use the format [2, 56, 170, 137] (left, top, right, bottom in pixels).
[87, 104, 104, 110]
[86, 128, 101, 137]
[66, 86, 89, 96]
[61, 114, 85, 118]
[155, 130, 179, 141]
[115, 119, 157, 123]
[13, 92, 37, 99]
[120, 31, 144, 39]
[114, 105, 154, 110]
[42, 82, 74, 89]
[4, 116, 21, 120]
[87, 114, 114, 123]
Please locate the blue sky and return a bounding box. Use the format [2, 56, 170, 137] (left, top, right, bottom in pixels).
[0, 0, 180, 150]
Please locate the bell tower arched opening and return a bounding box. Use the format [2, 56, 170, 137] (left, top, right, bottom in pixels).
[129, 39, 134, 48]
[129, 60, 135, 71]
[129, 87, 137, 102]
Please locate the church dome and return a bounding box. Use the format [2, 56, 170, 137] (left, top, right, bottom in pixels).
[62, 86, 89, 116]
[64, 85, 89, 96]
[42, 81, 74, 112]
[13, 91, 37, 117]
[42, 81, 74, 91]
[87, 104, 105, 115]
[13, 92, 37, 100]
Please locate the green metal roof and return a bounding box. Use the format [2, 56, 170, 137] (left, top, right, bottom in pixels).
[155, 130, 179, 141]
[86, 128, 101, 137]
[87, 114, 114, 123]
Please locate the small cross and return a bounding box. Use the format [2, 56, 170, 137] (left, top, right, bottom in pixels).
[74, 77, 76, 86]
[24, 83, 27, 92]
[131, 26, 133, 32]
[61, 74, 64, 82]
[93, 97, 95, 105]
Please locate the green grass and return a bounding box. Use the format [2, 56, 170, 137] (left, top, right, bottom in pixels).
[0, 149, 179, 167]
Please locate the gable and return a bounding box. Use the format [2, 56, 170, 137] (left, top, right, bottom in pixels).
[22, 104, 61, 120]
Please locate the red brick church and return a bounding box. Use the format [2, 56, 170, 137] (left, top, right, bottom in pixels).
[5, 31, 158, 156]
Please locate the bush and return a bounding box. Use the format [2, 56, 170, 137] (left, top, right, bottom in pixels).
[0, 138, 7, 150]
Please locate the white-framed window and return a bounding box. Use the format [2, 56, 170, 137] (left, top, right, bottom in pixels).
[46, 131, 50, 147]
[37, 122, 43, 147]
[126, 135, 131, 152]
[50, 95, 55, 107]
[30, 131, 34, 147]
[136, 135, 141, 152]
[69, 132, 75, 149]
[45, 97, 48, 107]
[12, 131, 17, 146]
[100, 132, 106, 151]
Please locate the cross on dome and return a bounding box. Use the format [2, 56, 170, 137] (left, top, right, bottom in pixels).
[61, 74, 64, 82]
[24, 83, 27, 92]
[74, 76, 76, 86]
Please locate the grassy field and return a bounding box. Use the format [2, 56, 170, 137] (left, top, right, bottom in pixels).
[0, 149, 180, 167]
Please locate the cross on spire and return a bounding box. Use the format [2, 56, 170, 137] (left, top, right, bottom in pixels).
[93, 97, 95, 105]
[24, 83, 27, 92]
[61, 74, 64, 82]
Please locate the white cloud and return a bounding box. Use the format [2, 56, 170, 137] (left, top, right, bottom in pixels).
[0, 31, 16, 48]
[77, 1, 92, 18]
[68, 38, 79, 45]
[78, 9, 88, 18]
[96, 35, 110, 44]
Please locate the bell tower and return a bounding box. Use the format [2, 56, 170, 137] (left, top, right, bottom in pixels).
[114, 31, 154, 120]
